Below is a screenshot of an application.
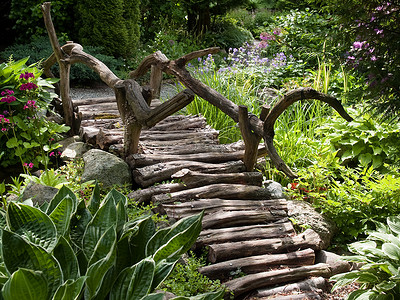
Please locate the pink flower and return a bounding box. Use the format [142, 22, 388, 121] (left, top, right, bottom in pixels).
[0, 95, 16, 103]
[20, 82, 38, 91]
[49, 152, 55, 157]
[23, 162, 34, 168]
[19, 72, 35, 80]
[1, 128, 7, 132]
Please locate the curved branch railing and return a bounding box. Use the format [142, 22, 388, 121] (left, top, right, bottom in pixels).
[41, 2, 352, 178]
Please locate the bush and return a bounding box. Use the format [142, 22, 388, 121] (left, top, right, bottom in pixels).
[331, 215, 400, 299]
[0, 57, 69, 169]
[77, 0, 140, 57]
[0, 36, 125, 84]
[0, 184, 223, 299]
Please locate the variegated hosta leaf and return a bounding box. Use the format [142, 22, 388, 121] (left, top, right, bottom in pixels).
[7, 202, 57, 252]
[2, 268, 48, 300]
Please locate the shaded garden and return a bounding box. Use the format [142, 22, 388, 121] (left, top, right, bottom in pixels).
[1, 0, 400, 299]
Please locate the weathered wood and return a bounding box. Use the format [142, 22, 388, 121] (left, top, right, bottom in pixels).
[152, 183, 276, 203]
[261, 292, 322, 300]
[223, 263, 331, 298]
[150, 65, 163, 100]
[128, 172, 264, 203]
[254, 276, 327, 298]
[199, 248, 315, 279]
[202, 210, 287, 230]
[173, 169, 263, 187]
[139, 130, 218, 142]
[158, 198, 288, 219]
[79, 126, 99, 145]
[96, 129, 123, 150]
[238, 105, 262, 172]
[208, 229, 323, 263]
[140, 142, 244, 155]
[144, 117, 207, 131]
[135, 162, 245, 188]
[72, 96, 116, 106]
[196, 222, 294, 248]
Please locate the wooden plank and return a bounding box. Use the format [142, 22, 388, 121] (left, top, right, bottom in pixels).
[199, 248, 315, 279]
[196, 222, 294, 248]
[207, 229, 323, 263]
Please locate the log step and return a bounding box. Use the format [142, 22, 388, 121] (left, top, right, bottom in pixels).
[207, 229, 323, 263]
[199, 248, 315, 280]
[196, 222, 294, 248]
[158, 198, 287, 219]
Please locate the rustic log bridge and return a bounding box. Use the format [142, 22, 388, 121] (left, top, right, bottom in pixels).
[207, 229, 323, 263]
[199, 248, 315, 280]
[151, 183, 278, 203]
[223, 263, 331, 298]
[195, 222, 294, 248]
[42, 2, 352, 177]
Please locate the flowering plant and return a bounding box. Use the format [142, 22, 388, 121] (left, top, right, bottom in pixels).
[0, 57, 69, 170]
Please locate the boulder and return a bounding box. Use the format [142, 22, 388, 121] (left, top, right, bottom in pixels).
[58, 136, 82, 152]
[82, 149, 132, 189]
[263, 180, 287, 199]
[61, 142, 91, 161]
[287, 200, 336, 249]
[21, 181, 58, 206]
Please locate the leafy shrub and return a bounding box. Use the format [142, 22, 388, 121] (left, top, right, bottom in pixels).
[0, 57, 69, 169]
[0, 185, 223, 299]
[0, 36, 125, 84]
[206, 18, 254, 50]
[331, 215, 400, 299]
[9, 0, 78, 42]
[162, 252, 223, 296]
[319, 108, 400, 171]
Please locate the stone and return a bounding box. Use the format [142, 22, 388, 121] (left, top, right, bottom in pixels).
[263, 180, 287, 199]
[82, 149, 132, 189]
[21, 181, 58, 206]
[61, 142, 91, 161]
[58, 136, 82, 152]
[287, 200, 336, 249]
[315, 250, 351, 276]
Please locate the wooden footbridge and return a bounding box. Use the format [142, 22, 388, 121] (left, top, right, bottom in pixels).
[41, 3, 354, 298]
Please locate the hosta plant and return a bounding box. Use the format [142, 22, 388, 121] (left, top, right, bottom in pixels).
[0, 184, 223, 300]
[331, 215, 400, 299]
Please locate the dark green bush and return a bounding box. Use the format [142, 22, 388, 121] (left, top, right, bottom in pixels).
[77, 0, 140, 58]
[0, 36, 125, 84]
[206, 18, 254, 50]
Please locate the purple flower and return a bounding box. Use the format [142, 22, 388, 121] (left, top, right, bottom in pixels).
[374, 28, 384, 34]
[353, 41, 364, 49]
[19, 72, 35, 80]
[20, 82, 38, 91]
[370, 56, 377, 61]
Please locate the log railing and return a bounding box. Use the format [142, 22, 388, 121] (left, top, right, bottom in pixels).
[41, 2, 352, 178]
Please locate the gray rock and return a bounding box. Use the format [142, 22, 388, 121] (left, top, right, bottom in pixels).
[287, 200, 336, 249]
[82, 149, 132, 189]
[61, 142, 91, 161]
[58, 136, 82, 152]
[315, 250, 351, 276]
[21, 181, 58, 206]
[263, 180, 287, 199]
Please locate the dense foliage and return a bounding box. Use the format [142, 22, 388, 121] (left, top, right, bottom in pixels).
[0, 184, 223, 299]
[0, 57, 69, 170]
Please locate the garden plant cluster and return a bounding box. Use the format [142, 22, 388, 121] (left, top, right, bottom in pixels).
[1, 0, 400, 299]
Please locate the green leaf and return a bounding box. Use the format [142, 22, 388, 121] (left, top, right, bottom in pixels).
[368, 232, 400, 248]
[352, 143, 365, 156]
[47, 186, 77, 215]
[2, 230, 63, 297]
[358, 153, 372, 167]
[88, 226, 117, 267]
[49, 197, 73, 237]
[52, 277, 86, 300]
[87, 182, 100, 215]
[376, 281, 397, 292]
[130, 216, 156, 264]
[372, 156, 383, 169]
[387, 216, 400, 235]
[348, 240, 377, 256]
[109, 257, 155, 300]
[6, 202, 58, 252]
[151, 258, 178, 290]
[70, 200, 92, 250]
[347, 289, 382, 300]
[83, 196, 117, 260]
[382, 243, 400, 260]
[53, 237, 80, 281]
[141, 293, 166, 300]
[148, 212, 203, 262]
[2, 269, 48, 300]
[5, 137, 20, 148]
[85, 238, 116, 299]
